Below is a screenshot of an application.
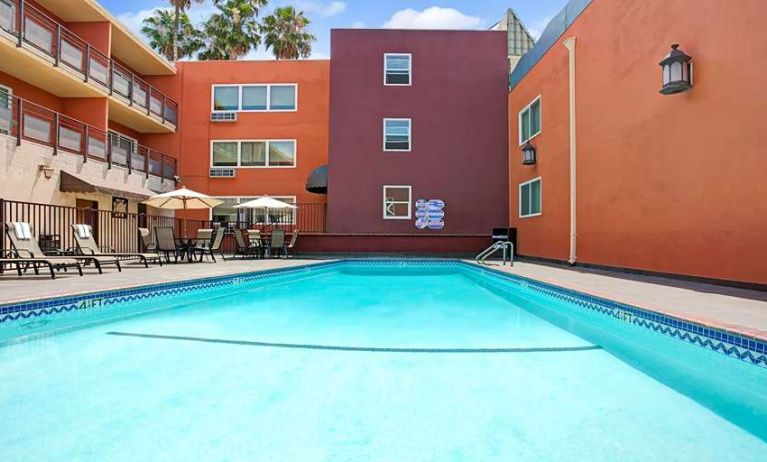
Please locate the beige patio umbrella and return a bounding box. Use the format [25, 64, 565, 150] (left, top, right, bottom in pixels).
[234, 197, 298, 210]
[143, 187, 223, 210]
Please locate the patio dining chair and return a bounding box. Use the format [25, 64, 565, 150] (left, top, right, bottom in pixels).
[72, 224, 161, 268]
[284, 229, 299, 258]
[269, 230, 286, 258]
[154, 226, 179, 263]
[191, 227, 226, 262]
[232, 229, 260, 259]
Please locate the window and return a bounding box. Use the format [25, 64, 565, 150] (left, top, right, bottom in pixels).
[211, 141, 238, 166]
[519, 96, 541, 145]
[242, 85, 267, 110]
[211, 196, 297, 225]
[519, 177, 542, 218]
[384, 53, 411, 86]
[108, 131, 136, 167]
[0, 85, 11, 135]
[211, 140, 296, 168]
[269, 85, 296, 110]
[213, 86, 239, 111]
[0, 1, 16, 33]
[211, 84, 297, 112]
[383, 185, 412, 219]
[383, 118, 411, 151]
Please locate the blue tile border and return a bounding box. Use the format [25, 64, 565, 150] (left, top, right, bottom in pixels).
[1, 258, 764, 368]
[465, 262, 767, 368]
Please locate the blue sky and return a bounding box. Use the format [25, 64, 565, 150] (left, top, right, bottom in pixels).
[103, 0, 568, 59]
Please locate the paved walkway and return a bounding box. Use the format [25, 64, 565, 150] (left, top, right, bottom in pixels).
[0, 258, 330, 304]
[472, 260, 767, 340]
[2, 257, 765, 341]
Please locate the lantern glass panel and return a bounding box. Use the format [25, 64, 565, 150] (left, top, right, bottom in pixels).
[663, 65, 670, 85]
[670, 62, 683, 82]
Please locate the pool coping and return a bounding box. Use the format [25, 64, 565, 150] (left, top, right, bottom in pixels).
[1, 258, 765, 367]
[464, 261, 767, 344]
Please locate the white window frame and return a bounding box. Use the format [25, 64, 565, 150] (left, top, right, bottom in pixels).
[211, 83, 298, 113]
[382, 185, 412, 220]
[383, 118, 411, 152]
[519, 177, 542, 218]
[0, 84, 12, 135]
[108, 130, 138, 169]
[210, 139, 297, 169]
[384, 53, 412, 86]
[518, 95, 541, 146]
[209, 195, 298, 225]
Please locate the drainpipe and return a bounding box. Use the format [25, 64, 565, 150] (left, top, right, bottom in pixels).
[563, 36, 577, 265]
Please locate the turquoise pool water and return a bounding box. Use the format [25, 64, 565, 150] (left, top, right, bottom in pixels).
[0, 263, 765, 461]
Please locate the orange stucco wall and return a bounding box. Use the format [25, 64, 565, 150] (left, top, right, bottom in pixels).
[509, 0, 767, 284]
[171, 60, 329, 220]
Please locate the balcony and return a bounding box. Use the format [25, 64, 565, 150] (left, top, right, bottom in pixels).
[1, 94, 177, 181]
[0, 0, 178, 133]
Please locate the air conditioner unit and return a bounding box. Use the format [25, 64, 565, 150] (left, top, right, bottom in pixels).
[210, 112, 237, 122]
[209, 168, 236, 178]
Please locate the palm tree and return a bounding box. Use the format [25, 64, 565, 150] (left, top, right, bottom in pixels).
[169, 0, 205, 62]
[141, 9, 203, 61]
[199, 0, 266, 60]
[261, 7, 316, 59]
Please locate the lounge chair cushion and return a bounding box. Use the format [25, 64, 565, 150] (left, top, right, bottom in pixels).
[12, 222, 31, 240]
[75, 224, 91, 238]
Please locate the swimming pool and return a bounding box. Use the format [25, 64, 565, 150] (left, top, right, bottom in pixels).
[1, 260, 765, 461]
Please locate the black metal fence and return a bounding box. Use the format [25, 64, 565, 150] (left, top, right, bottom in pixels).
[0, 199, 327, 256]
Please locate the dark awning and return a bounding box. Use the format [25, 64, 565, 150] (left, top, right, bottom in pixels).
[305, 164, 328, 194]
[59, 170, 158, 200]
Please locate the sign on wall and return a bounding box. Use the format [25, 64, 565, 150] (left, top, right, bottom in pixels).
[112, 196, 128, 219]
[415, 199, 445, 230]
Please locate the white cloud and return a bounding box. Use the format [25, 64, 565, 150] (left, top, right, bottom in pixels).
[284, 1, 346, 18]
[351, 21, 366, 29]
[383, 6, 481, 30]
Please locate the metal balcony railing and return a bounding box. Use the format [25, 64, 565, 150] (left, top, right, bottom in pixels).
[0, 0, 178, 128]
[2, 94, 177, 180]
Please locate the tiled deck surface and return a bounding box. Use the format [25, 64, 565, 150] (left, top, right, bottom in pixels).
[473, 260, 767, 340]
[1, 257, 765, 340]
[0, 258, 330, 304]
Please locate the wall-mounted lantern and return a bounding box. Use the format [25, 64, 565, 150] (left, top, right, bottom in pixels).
[521, 141, 536, 165]
[659, 44, 692, 95]
[38, 163, 54, 180]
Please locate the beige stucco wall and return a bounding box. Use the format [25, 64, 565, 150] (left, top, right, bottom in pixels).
[0, 134, 173, 216]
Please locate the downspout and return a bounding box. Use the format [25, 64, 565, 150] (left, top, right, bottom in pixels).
[563, 37, 577, 265]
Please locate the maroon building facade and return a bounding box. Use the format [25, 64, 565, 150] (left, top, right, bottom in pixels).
[326, 29, 510, 241]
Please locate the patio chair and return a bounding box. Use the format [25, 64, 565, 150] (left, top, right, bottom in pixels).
[232, 229, 260, 259]
[154, 226, 180, 263]
[284, 230, 299, 258]
[139, 228, 157, 253]
[188, 229, 213, 261]
[269, 229, 286, 258]
[0, 248, 80, 279]
[191, 227, 226, 262]
[4, 222, 85, 276]
[72, 224, 162, 268]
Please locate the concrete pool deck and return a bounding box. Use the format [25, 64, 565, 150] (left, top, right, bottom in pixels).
[1, 257, 765, 341]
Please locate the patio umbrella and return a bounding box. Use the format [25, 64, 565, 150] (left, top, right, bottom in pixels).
[142, 187, 224, 210]
[235, 197, 298, 210]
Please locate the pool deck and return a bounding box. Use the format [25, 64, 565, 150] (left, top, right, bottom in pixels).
[0, 258, 331, 305]
[473, 260, 767, 341]
[1, 257, 765, 341]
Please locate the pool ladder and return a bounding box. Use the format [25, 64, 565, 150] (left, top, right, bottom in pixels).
[475, 241, 514, 266]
